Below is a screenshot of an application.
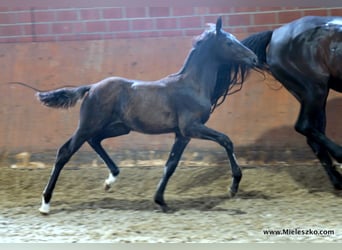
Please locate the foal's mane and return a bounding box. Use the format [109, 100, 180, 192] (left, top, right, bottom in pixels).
[211, 63, 250, 112]
[175, 25, 255, 112]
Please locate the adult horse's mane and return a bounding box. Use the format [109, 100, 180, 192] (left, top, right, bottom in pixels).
[175, 26, 255, 112]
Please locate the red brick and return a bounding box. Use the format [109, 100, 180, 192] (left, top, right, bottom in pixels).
[303, 9, 328, 16]
[102, 33, 115, 40]
[278, 11, 302, 24]
[228, 14, 252, 26]
[34, 35, 56, 42]
[131, 19, 154, 30]
[16, 12, 31, 23]
[208, 6, 232, 14]
[254, 13, 277, 25]
[57, 34, 79, 41]
[172, 7, 194, 16]
[0, 25, 22, 36]
[52, 23, 74, 34]
[56, 10, 78, 21]
[194, 7, 209, 15]
[149, 7, 170, 17]
[113, 32, 136, 39]
[80, 9, 101, 20]
[85, 21, 106, 33]
[33, 11, 55, 22]
[156, 18, 178, 29]
[33, 23, 50, 35]
[231, 26, 248, 34]
[75, 33, 96, 41]
[0, 36, 32, 43]
[185, 28, 203, 36]
[179, 16, 202, 28]
[73, 22, 85, 33]
[234, 7, 258, 13]
[0, 6, 10, 12]
[107, 20, 130, 32]
[102, 7, 123, 19]
[125, 7, 146, 18]
[0, 13, 12, 24]
[328, 8, 342, 16]
[256, 7, 280, 12]
[21, 24, 32, 35]
[247, 25, 272, 34]
[160, 30, 183, 37]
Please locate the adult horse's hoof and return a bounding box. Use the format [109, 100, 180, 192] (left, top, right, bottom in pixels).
[39, 197, 50, 215]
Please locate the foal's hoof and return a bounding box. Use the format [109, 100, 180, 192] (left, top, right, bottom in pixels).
[39, 198, 50, 215]
[103, 173, 116, 191]
[104, 183, 111, 191]
[333, 183, 342, 190]
[159, 204, 174, 213]
[229, 188, 238, 198]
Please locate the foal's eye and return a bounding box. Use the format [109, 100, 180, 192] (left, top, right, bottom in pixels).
[227, 41, 233, 46]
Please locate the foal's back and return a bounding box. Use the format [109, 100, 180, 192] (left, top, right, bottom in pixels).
[82, 75, 186, 134]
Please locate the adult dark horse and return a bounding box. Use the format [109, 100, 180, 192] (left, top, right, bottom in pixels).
[17, 17, 257, 214]
[242, 16, 342, 189]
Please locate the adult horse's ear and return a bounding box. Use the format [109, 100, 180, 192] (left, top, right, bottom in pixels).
[216, 16, 222, 34]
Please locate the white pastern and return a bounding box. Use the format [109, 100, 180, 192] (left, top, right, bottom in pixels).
[105, 173, 116, 187]
[39, 197, 50, 215]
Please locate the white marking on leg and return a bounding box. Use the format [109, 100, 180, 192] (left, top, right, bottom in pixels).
[104, 173, 116, 190]
[39, 197, 50, 215]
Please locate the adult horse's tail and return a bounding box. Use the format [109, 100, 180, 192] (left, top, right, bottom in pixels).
[9, 82, 91, 109]
[241, 30, 273, 71]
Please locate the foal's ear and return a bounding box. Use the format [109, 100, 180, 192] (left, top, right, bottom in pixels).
[216, 16, 222, 34]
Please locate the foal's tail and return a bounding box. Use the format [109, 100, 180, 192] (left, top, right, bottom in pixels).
[241, 30, 273, 71]
[9, 82, 91, 109]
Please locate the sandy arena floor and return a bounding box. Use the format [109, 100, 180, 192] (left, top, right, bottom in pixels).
[0, 157, 341, 243]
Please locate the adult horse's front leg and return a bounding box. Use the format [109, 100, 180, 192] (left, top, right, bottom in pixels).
[184, 123, 242, 196]
[39, 131, 87, 214]
[154, 134, 190, 212]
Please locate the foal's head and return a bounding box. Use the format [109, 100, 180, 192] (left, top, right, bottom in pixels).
[195, 17, 258, 66]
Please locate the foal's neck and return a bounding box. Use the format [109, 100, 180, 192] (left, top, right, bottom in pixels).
[176, 48, 221, 97]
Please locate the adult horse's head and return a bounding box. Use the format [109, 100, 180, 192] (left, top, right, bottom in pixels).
[195, 17, 258, 67]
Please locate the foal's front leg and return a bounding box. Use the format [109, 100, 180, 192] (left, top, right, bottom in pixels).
[154, 134, 190, 212]
[184, 123, 242, 196]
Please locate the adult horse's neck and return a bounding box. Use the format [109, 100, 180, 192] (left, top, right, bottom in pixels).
[175, 46, 221, 101]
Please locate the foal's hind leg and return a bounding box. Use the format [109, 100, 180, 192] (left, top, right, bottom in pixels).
[154, 134, 190, 212]
[39, 130, 87, 214]
[87, 124, 130, 190]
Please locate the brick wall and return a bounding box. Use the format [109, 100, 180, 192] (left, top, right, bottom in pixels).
[1, 1, 342, 43]
[2, 1, 342, 162]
